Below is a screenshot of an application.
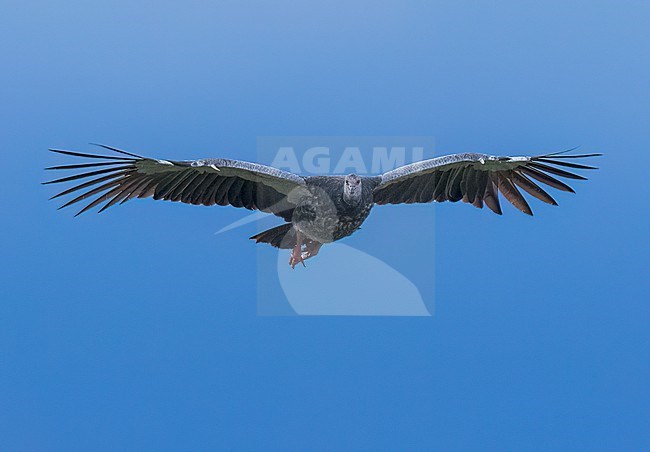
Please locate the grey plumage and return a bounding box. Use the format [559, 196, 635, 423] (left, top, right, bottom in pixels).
[45, 145, 601, 266]
[290, 175, 381, 244]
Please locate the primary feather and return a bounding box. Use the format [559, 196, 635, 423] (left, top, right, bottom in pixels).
[372, 152, 601, 215]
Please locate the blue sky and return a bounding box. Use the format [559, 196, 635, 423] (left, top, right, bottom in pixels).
[1, 0, 648, 449]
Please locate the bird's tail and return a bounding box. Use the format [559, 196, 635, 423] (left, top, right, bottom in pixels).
[250, 223, 296, 249]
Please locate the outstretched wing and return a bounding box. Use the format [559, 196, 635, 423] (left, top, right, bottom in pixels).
[373, 151, 601, 215]
[44, 145, 307, 221]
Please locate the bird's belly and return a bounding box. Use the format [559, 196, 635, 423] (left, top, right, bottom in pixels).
[293, 203, 372, 243]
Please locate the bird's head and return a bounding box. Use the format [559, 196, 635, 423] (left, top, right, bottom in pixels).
[343, 173, 362, 204]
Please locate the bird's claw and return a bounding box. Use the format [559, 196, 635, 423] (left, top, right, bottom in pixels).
[289, 239, 322, 269]
[289, 244, 307, 269]
[289, 254, 306, 269]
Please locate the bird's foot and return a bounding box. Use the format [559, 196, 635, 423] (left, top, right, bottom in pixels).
[289, 244, 306, 269]
[289, 241, 322, 269]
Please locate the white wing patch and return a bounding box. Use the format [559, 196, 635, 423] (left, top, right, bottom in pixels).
[471, 155, 531, 171]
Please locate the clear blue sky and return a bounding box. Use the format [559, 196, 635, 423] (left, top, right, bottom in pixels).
[1, 0, 648, 449]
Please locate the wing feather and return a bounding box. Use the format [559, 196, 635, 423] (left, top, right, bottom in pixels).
[189, 173, 218, 205]
[417, 171, 439, 203]
[181, 172, 210, 204]
[43, 165, 133, 185]
[497, 173, 532, 215]
[98, 177, 146, 212]
[58, 178, 125, 211]
[401, 177, 423, 204]
[74, 185, 125, 217]
[465, 168, 479, 204]
[49, 172, 127, 200]
[214, 177, 236, 206]
[154, 171, 193, 200]
[446, 167, 465, 202]
[227, 178, 247, 207]
[520, 166, 575, 193]
[239, 180, 256, 209]
[511, 171, 557, 205]
[528, 162, 586, 180]
[121, 176, 155, 203]
[205, 176, 227, 206]
[432, 170, 451, 202]
[45, 145, 306, 221]
[483, 175, 502, 215]
[172, 172, 202, 202]
[373, 151, 600, 215]
[137, 176, 162, 199]
[533, 158, 597, 170]
[472, 170, 489, 208]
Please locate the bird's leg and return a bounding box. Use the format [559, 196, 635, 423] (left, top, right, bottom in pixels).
[300, 241, 322, 262]
[289, 232, 306, 269]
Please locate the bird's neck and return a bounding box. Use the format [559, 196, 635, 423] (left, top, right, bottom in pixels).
[343, 189, 362, 206]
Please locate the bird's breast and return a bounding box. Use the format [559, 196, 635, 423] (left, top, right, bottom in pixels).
[292, 196, 374, 243]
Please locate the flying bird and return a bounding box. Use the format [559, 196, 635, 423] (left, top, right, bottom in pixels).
[45, 145, 600, 268]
